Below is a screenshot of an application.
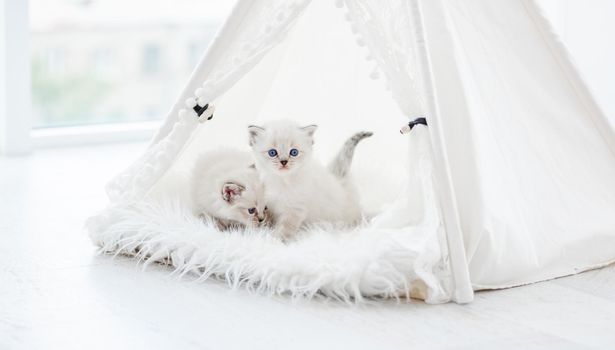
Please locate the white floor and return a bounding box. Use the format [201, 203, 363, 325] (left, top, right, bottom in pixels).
[1, 143, 614, 350]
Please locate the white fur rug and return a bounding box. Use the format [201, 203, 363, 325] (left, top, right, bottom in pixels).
[86, 200, 449, 303]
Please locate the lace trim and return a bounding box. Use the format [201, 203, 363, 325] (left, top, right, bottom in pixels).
[334, 0, 426, 117]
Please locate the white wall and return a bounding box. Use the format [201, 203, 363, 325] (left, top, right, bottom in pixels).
[540, 0, 615, 121]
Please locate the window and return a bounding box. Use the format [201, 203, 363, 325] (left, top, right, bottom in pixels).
[142, 44, 162, 76]
[28, 0, 234, 128]
[92, 48, 114, 75]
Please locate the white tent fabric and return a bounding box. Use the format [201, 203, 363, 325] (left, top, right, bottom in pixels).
[421, 0, 615, 288]
[88, 0, 615, 304]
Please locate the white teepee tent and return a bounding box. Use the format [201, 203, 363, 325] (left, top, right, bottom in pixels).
[87, 0, 615, 304]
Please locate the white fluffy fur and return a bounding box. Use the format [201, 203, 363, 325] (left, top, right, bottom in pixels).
[249, 120, 362, 238]
[86, 199, 447, 303]
[192, 149, 268, 228]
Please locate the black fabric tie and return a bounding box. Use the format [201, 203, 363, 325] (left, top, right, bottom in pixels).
[193, 103, 213, 120]
[408, 117, 427, 130]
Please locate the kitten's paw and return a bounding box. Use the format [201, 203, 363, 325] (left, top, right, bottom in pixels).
[273, 228, 294, 243]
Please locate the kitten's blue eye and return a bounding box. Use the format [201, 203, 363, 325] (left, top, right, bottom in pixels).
[289, 148, 299, 157]
[267, 149, 278, 157]
[248, 208, 256, 215]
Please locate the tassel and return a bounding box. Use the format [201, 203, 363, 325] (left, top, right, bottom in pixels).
[400, 117, 428, 134]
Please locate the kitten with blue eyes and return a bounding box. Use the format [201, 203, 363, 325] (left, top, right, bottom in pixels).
[248, 119, 372, 240]
[191, 149, 272, 231]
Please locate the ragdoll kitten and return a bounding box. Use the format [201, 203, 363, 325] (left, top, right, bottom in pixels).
[248, 120, 372, 239]
[192, 149, 271, 230]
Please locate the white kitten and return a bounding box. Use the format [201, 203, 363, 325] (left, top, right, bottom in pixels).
[192, 149, 271, 230]
[248, 120, 372, 239]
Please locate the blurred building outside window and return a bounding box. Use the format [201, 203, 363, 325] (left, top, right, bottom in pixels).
[29, 0, 234, 129]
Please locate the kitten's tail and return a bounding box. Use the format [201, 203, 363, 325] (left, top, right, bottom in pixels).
[328, 131, 373, 178]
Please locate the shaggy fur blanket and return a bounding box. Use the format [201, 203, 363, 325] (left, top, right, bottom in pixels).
[86, 200, 450, 303]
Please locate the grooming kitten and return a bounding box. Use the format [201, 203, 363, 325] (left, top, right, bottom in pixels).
[248, 120, 372, 239]
[192, 149, 271, 230]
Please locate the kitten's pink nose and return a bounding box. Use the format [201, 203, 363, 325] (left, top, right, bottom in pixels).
[280, 160, 288, 166]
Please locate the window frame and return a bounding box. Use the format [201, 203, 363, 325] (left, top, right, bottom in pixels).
[30, 121, 160, 148]
[1, 0, 33, 155]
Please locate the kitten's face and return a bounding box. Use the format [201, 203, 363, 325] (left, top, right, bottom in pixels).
[221, 178, 271, 228]
[248, 120, 317, 176]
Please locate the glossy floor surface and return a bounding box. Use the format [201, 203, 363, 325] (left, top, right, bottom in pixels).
[1, 143, 614, 349]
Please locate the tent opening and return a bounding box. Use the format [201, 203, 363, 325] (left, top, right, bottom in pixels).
[151, 0, 416, 220]
[91, 0, 458, 303]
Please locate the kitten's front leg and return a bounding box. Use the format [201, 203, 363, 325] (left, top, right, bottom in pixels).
[275, 209, 306, 242]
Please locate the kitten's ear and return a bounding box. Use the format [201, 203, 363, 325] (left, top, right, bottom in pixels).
[222, 182, 245, 203]
[300, 124, 318, 138]
[300, 124, 317, 144]
[248, 125, 265, 146]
